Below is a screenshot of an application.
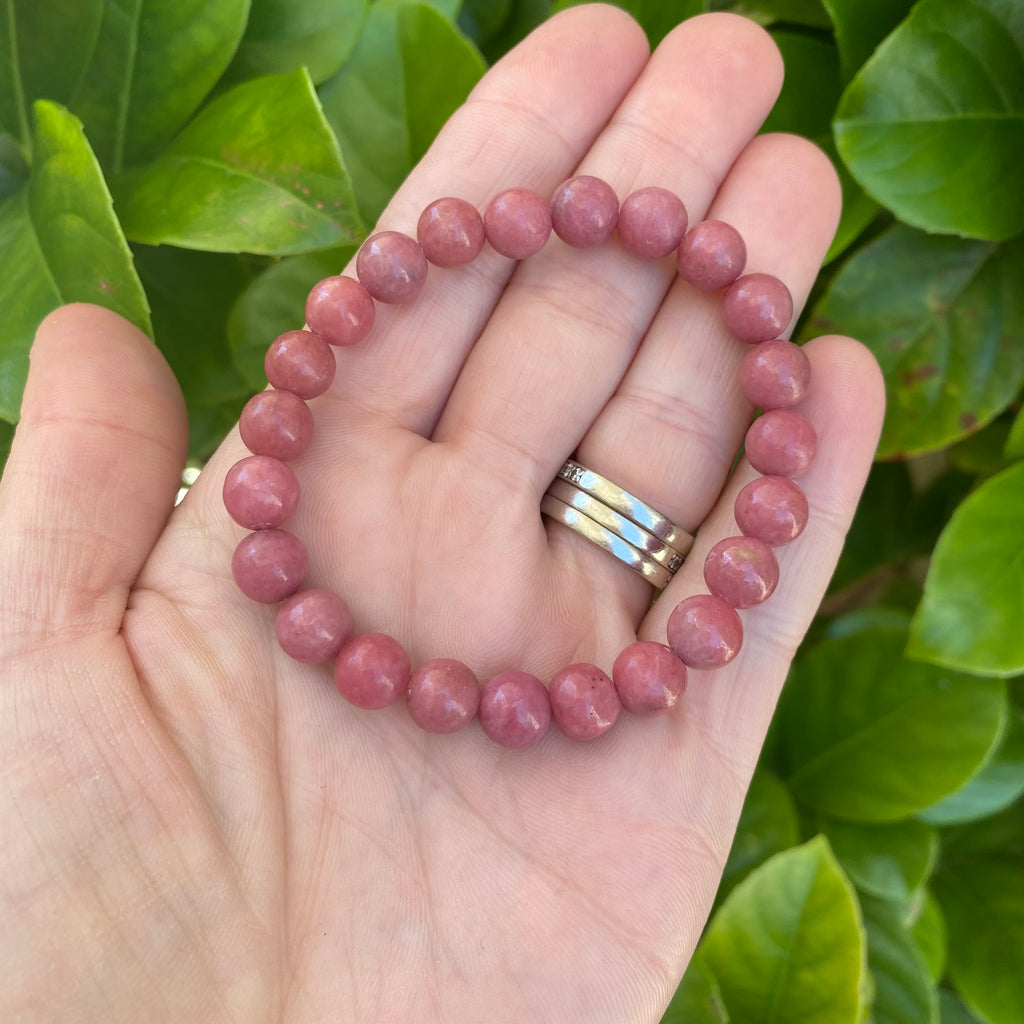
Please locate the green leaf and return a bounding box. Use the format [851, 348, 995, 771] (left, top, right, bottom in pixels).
[0, 0, 104, 146]
[861, 893, 939, 1024]
[1006, 404, 1024, 460]
[552, 0, 705, 46]
[319, 0, 485, 227]
[803, 227, 1024, 458]
[939, 799, 1024, 862]
[0, 101, 151, 424]
[457, 0, 514, 46]
[0, 131, 28, 199]
[918, 709, 1024, 825]
[228, 246, 356, 388]
[939, 990, 989, 1024]
[911, 890, 947, 984]
[947, 415, 1014, 476]
[116, 69, 362, 256]
[662, 954, 731, 1024]
[700, 836, 866, 1024]
[736, 0, 830, 28]
[821, 0, 915, 81]
[221, 0, 367, 88]
[778, 628, 1006, 822]
[909, 461, 1024, 677]
[834, 0, 1024, 241]
[0, 416, 13, 469]
[934, 847, 1024, 1024]
[805, 817, 937, 903]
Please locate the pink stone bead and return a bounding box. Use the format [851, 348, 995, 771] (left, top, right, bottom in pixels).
[667, 594, 743, 669]
[745, 410, 818, 477]
[334, 633, 411, 710]
[548, 663, 622, 741]
[275, 588, 352, 664]
[264, 329, 336, 399]
[356, 231, 428, 304]
[735, 475, 809, 546]
[723, 273, 794, 343]
[231, 529, 307, 604]
[617, 186, 688, 259]
[239, 390, 314, 461]
[612, 641, 687, 715]
[704, 536, 779, 609]
[416, 197, 485, 267]
[739, 339, 811, 410]
[305, 275, 376, 347]
[407, 658, 480, 733]
[484, 188, 552, 259]
[550, 175, 619, 248]
[479, 671, 551, 748]
[223, 455, 300, 530]
[676, 220, 746, 291]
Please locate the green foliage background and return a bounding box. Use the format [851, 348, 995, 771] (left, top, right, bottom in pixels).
[1, 1, 1022, 1021]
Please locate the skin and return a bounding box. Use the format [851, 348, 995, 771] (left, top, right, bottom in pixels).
[0, 7, 884, 1023]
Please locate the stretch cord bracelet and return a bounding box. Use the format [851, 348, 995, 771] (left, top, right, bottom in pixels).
[224, 176, 816, 748]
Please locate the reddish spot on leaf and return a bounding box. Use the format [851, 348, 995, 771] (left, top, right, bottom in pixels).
[98, 279, 113, 293]
[902, 364, 939, 386]
[959, 412, 979, 431]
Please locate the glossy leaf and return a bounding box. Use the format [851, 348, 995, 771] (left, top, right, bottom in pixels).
[117, 69, 362, 256]
[861, 893, 939, 1024]
[834, 0, 1024, 241]
[821, 0, 915, 81]
[909, 461, 1024, 676]
[778, 628, 1006, 822]
[552, 0, 705, 46]
[700, 837, 866, 1024]
[319, 0, 485, 226]
[803, 227, 1024, 458]
[69, 0, 250, 172]
[911, 890, 947, 984]
[222, 0, 367, 87]
[0, 101, 151, 424]
[738, 0, 830, 28]
[662, 954, 730, 1024]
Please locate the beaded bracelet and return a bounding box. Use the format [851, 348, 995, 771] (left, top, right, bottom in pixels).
[224, 175, 816, 748]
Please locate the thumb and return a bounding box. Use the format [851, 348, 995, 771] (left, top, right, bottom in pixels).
[0, 303, 187, 647]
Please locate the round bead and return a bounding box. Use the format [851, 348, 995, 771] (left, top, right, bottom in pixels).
[550, 175, 619, 248]
[483, 188, 552, 259]
[667, 594, 743, 669]
[548, 663, 622, 741]
[479, 671, 551, 749]
[704, 536, 779, 609]
[407, 658, 480, 733]
[735, 475, 809, 546]
[239, 390, 314, 461]
[305, 275, 376, 347]
[676, 220, 746, 291]
[739, 339, 811, 410]
[617, 186, 688, 259]
[356, 231, 428, 304]
[264, 330, 336, 399]
[745, 410, 818, 477]
[275, 589, 352, 664]
[416, 197, 485, 267]
[334, 633, 411, 710]
[723, 273, 794, 343]
[612, 641, 687, 715]
[223, 455, 300, 530]
[231, 529, 307, 604]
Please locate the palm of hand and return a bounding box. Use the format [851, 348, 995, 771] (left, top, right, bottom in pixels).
[1, 8, 883, 1024]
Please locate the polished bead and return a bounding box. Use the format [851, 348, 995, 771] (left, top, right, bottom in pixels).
[667, 594, 743, 669]
[231, 529, 307, 604]
[550, 175, 619, 247]
[612, 641, 687, 715]
[264, 329, 336, 400]
[417, 197, 485, 267]
[484, 188, 552, 259]
[305, 275, 376, 347]
[739, 338, 811, 409]
[239, 390, 314, 461]
[223, 455, 300, 530]
[676, 220, 746, 291]
[334, 633, 411, 710]
[479, 671, 551, 748]
[548, 663, 622, 741]
[617, 186, 688, 259]
[407, 658, 480, 733]
[276, 589, 352, 664]
[735, 475, 809, 545]
[745, 410, 818, 477]
[356, 231, 428, 304]
[704, 536, 779, 609]
[723, 273, 794, 343]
